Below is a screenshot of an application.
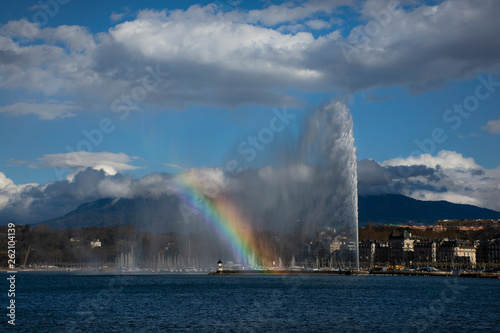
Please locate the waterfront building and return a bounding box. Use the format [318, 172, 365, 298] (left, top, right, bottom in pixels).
[476, 239, 500, 264]
[374, 242, 389, 264]
[359, 241, 375, 267]
[330, 236, 348, 253]
[437, 239, 476, 265]
[359, 241, 389, 267]
[388, 231, 415, 264]
[486, 239, 500, 264]
[435, 219, 500, 231]
[413, 240, 437, 264]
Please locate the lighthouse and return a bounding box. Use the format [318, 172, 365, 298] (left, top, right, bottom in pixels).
[217, 260, 223, 273]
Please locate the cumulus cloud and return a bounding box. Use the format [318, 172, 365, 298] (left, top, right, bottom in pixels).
[0, 0, 499, 115]
[0, 172, 38, 212]
[358, 150, 500, 212]
[0, 168, 185, 223]
[0, 172, 16, 210]
[382, 150, 480, 170]
[35, 152, 141, 181]
[481, 118, 500, 134]
[0, 169, 113, 222]
[334, 0, 500, 91]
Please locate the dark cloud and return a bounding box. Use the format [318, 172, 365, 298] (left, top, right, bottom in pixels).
[357, 159, 389, 187]
[358, 151, 500, 211]
[470, 168, 485, 176]
[385, 165, 437, 179]
[0, 169, 107, 223]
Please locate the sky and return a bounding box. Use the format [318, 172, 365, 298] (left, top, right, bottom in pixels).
[0, 0, 499, 224]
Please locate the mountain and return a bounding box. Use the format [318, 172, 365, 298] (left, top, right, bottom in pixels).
[38, 195, 188, 232]
[38, 194, 500, 230]
[358, 194, 500, 225]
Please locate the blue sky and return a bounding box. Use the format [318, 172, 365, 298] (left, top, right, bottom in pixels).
[1, 0, 499, 223]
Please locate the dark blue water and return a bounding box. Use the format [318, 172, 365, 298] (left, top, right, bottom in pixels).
[2, 272, 499, 332]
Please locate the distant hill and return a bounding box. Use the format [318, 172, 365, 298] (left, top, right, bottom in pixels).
[358, 194, 500, 225]
[38, 194, 500, 230]
[39, 196, 187, 232]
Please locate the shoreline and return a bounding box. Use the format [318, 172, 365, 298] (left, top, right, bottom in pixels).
[3, 267, 499, 278]
[209, 269, 500, 278]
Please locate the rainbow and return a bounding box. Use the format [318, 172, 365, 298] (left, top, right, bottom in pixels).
[171, 172, 272, 266]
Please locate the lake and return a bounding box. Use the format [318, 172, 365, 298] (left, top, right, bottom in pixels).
[4, 272, 500, 332]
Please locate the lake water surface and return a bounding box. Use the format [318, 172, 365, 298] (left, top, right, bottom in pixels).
[4, 272, 500, 332]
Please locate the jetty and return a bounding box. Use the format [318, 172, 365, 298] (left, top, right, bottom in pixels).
[209, 269, 369, 275]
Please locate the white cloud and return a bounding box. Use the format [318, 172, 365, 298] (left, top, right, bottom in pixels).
[0, 172, 16, 210]
[481, 118, 500, 134]
[0, 171, 38, 211]
[97, 176, 133, 198]
[305, 19, 331, 30]
[277, 24, 306, 34]
[40, 25, 95, 52]
[382, 151, 480, 170]
[164, 163, 183, 170]
[37, 152, 140, 180]
[109, 6, 319, 77]
[410, 191, 481, 207]
[0, 1, 499, 115]
[110, 12, 126, 22]
[181, 167, 229, 197]
[110, 7, 131, 22]
[0, 100, 81, 120]
[244, 0, 352, 26]
[0, 23, 98, 96]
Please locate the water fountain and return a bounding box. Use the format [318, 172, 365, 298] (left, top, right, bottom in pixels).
[176, 100, 359, 271]
[299, 101, 359, 270]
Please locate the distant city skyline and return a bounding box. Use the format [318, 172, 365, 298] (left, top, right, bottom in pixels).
[1, 0, 499, 223]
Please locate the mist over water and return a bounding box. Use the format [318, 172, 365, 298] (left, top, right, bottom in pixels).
[171, 101, 359, 269]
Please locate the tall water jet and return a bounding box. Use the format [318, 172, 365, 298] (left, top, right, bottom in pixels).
[211, 100, 360, 268]
[297, 101, 359, 269]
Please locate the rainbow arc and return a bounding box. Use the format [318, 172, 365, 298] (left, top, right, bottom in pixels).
[172, 172, 273, 267]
